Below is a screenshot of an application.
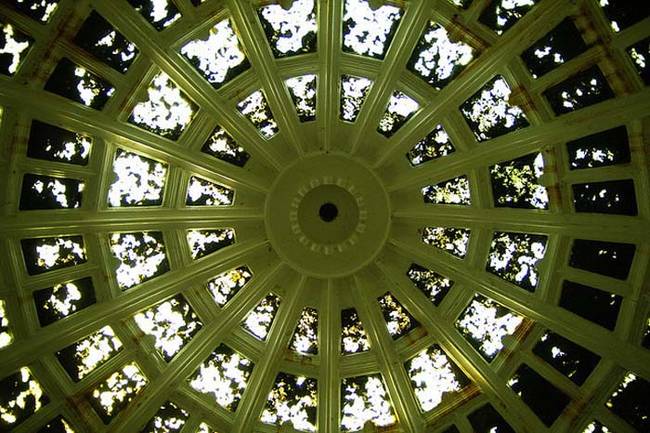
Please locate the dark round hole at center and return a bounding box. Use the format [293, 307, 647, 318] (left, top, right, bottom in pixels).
[319, 202, 338, 222]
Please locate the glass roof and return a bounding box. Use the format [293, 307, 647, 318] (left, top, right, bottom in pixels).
[0, 1, 649, 433]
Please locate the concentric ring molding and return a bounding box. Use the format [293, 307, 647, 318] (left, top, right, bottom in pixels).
[0, 0, 649, 433]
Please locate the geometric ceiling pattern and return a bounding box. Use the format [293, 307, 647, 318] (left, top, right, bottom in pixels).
[0, 1, 649, 433]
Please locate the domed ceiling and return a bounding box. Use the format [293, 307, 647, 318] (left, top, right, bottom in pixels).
[0, 0, 649, 432]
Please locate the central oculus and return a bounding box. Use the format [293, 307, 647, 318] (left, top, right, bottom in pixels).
[265, 153, 390, 278]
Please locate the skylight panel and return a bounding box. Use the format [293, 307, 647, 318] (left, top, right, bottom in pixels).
[141, 401, 189, 433]
[377, 91, 419, 138]
[36, 416, 75, 433]
[378, 292, 419, 339]
[110, 231, 169, 290]
[33, 277, 96, 326]
[572, 179, 638, 215]
[0, 367, 49, 431]
[460, 75, 528, 141]
[21, 235, 87, 275]
[566, 126, 630, 170]
[340, 374, 396, 431]
[598, 0, 650, 33]
[237, 90, 279, 139]
[44, 58, 115, 109]
[468, 403, 515, 433]
[74, 12, 138, 74]
[447, 0, 473, 8]
[290, 307, 319, 355]
[405, 344, 470, 412]
[197, 423, 217, 433]
[19, 173, 84, 210]
[261, 372, 318, 432]
[606, 372, 650, 431]
[422, 175, 471, 205]
[544, 66, 614, 115]
[27, 120, 92, 165]
[242, 293, 281, 341]
[490, 153, 549, 209]
[186, 229, 235, 259]
[181, 19, 250, 88]
[479, 0, 539, 35]
[89, 362, 147, 424]
[408, 21, 474, 90]
[258, 0, 317, 58]
[582, 421, 613, 433]
[487, 231, 547, 291]
[188, 344, 254, 412]
[129, 73, 196, 140]
[108, 149, 167, 207]
[407, 124, 455, 166]
[406, 263, 454, 307]
[0, 22, 33, 76]
[508, 364, 570, 426]
[627, 37, 649, 85]
[134, 295, 202, 361]
[201, 125, 250, 167]
[286, 74, 317, 122]
[521, 18, 586, 79]
[56, 326, 123, 381]
[559, 280, 622, 330]
[341, 308, 370, 354]
[342, 0, 402, 59]
[127, 0, 181, 31]
[569, 239, 635, 280]
[207, 266, 253, 307]
[421, 226, 470, 258]
[340, 75, 373, 122]
[532, 330, 600, 385]
[456, 294, 523, 361]
[0, 300, 12, 348]
[186, 176, 234, 206]
[9, 0, 59, 23]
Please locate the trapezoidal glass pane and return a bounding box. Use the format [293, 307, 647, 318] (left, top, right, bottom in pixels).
[342, 0, 402, 60]
[261, 372, 318, 431]
[0, 22, 33, 76]
[258, 0, 317, 58]
[181, 18, 250, 89]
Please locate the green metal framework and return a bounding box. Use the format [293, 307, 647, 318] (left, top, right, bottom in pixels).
[0, 0, 649, 432]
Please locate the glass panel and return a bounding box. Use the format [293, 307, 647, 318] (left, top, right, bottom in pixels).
[110, 231, 169, 290]
[572, 179, 638, 215]
[559, 280, 622, 330]
[201, 125, 250, 167]
[479, 0, 539, 35]
[21, 235, 86, 275]
[341, 308, 370, 354]
[507, 363, 570, 426]
[342, 0, 402, 59]
[456, 294, 523, 361]
[0, 367, 49, 431]
[606, 372, 650, 431]
[186, 229, 235, 259]
[127, 0, 181, 31]
[8, 0, 59, 23]
[566, 126, 630, 170]
[532, 330, 601, 385]
[207, 266, 253, 307]
[241, 293, 281, 341]
[460, 75, 528, 141]
[377, 90, 419, 138]
[89, 363, 147, 424]
[407, 21, 474, 89]
[237, 90, 279, 139]
[129, 73, 196, 140]
[421, 226, 470, 258]
[406, 124, 455, 167]
[340, 75, 372, 122]
[27, 120, 92, 166]
[134, 295, 202, 361]
[378, 292, 418, 339]
[34, 278, 96, 326]
[186, 176, 234, 206]
[0, 22, 33, 76]
[405, 344, 470, 411]
[20, 174, 84, 210]
[543, 66, 614, 115]
[490, 152, 549, 209]
[289, 307, 319, 355]
[486, 231, 548, 291]
[286, 74, 317, 122]
[44, 58, 114, 109]
[261, 372, 318, 431]
[569, 239, 635, 280]
[181, 19, 250, 88]
[74, 12, 138, 73]
[421, 175, 471, 205]
[406, 263, 453, 307]
[258, 0, 317, 58]
[56, 326, 123, 381]
[140, 401, 189, 433]
[340, 374, 395, 431]
[188, 344, 253, 412]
